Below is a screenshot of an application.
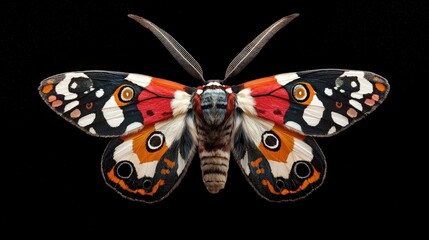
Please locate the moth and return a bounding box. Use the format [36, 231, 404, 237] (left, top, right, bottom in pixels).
[39, 13, 390, 203]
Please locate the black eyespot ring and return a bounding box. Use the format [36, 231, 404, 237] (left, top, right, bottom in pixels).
[292, 83, 310, 102]
[293, 161, 312, 179]
[262, 131, 280, 151]
[115, 161, 134, 179]
[146, 131, 165, 152]
[118, 85, 135, 103]
[142, 179, 153, 190]
[276, 178, 286, 189]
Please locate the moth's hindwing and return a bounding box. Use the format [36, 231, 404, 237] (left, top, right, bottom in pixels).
[102, 113, 197, 202]
[233, 69, 390, 136]
[38, 71, 194, 137]
[232, 114, 326, 202]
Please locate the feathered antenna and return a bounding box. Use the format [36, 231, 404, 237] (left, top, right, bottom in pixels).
[223, 13, 299, 81]
[128, 14, 206, 83]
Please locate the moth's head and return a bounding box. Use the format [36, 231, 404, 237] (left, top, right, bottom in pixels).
[193, 80, 234, 126]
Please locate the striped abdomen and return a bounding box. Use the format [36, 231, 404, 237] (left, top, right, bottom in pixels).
[196, 117, 234, 193]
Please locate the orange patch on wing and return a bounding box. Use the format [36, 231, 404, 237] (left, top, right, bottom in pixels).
[375, 83, 386, 92]
[258, 124, 305, 163]
[243, 76, 278, 89]
[152, 77, 187, 91]
[107, 169, 165, 196]
[251, 158, 263, 167]
[42, 84, 54, 94]
[161, 169, 170, 174]
[262, 167, 321, 196]
[164, 158, 175, 168]
[256, 168, 265, 174]
[122, 125, 168, 164]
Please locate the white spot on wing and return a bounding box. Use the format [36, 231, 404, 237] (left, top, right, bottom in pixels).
[96, 89, 104, 98]
[64, 100, 79, 112]
[275, 72, 300, 85]
[240, 152, 251, 175]
[237, 88, 257, 115]
[89, 127, 96, 134]
[171, 91, 191, 116]
[303, 95, 324, 126]
[351, 81, 357, 88]
[268, 160, 290, 178]
[102, 96, 124, 127]
[125, 122, 143, 133]
[285, 121, 303, 133]
[113, 140, 158, 178]
[331, 112, 349, 127]
[328, 126, 336, 134]
[268, 137, 314, 178]
[125, 73, 152, 87]
[56, 72, 89, 100]
[342, 71, 373, 99]
[324, 88, 333, 96]
[177, 153, 186, 176]
[78, 113, 96, 127]
[349, 99, 363, 111]
[70, 82, 78, 89]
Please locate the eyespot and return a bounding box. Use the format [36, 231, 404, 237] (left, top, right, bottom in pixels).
[276, 178, 286, 189]
[293, 161, 312, 179]
[146, 131, 165, 152]
[118, 85, 135, 103]
[262, 131, 280, 151]
[292, 83, 310, 102]
[142, 179, 153, 190]
[85, 102, 93, 110]
[115, 161, 134, 179]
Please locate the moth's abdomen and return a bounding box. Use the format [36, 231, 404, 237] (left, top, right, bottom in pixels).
[196, 114, 234, 194]
[200, 149, 230, 193]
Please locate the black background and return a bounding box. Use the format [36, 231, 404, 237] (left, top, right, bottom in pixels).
[2, 0, 427, 236]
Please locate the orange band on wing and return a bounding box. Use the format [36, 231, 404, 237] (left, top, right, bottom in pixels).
[107, 169, 165, 196]
[262, 166, 321, 196]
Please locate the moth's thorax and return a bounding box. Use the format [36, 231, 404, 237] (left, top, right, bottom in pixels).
[193, 81, 235, 127]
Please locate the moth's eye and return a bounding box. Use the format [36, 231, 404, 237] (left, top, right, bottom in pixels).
[262, 131, 280, 151]
[119, 86, 135, 103]
[115, 161, 134, 179]
[293, 161, 312, 179]
[292, 83, 309, 102]
[146, 131, 165, 152]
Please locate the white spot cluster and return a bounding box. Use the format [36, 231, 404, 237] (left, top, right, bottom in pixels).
[55, 72, 90, 100]
[340, 71, 373, 99]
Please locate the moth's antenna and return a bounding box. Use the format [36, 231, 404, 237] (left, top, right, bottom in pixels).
[128, 14, 206, 83]
[224, 13, 300, 81]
